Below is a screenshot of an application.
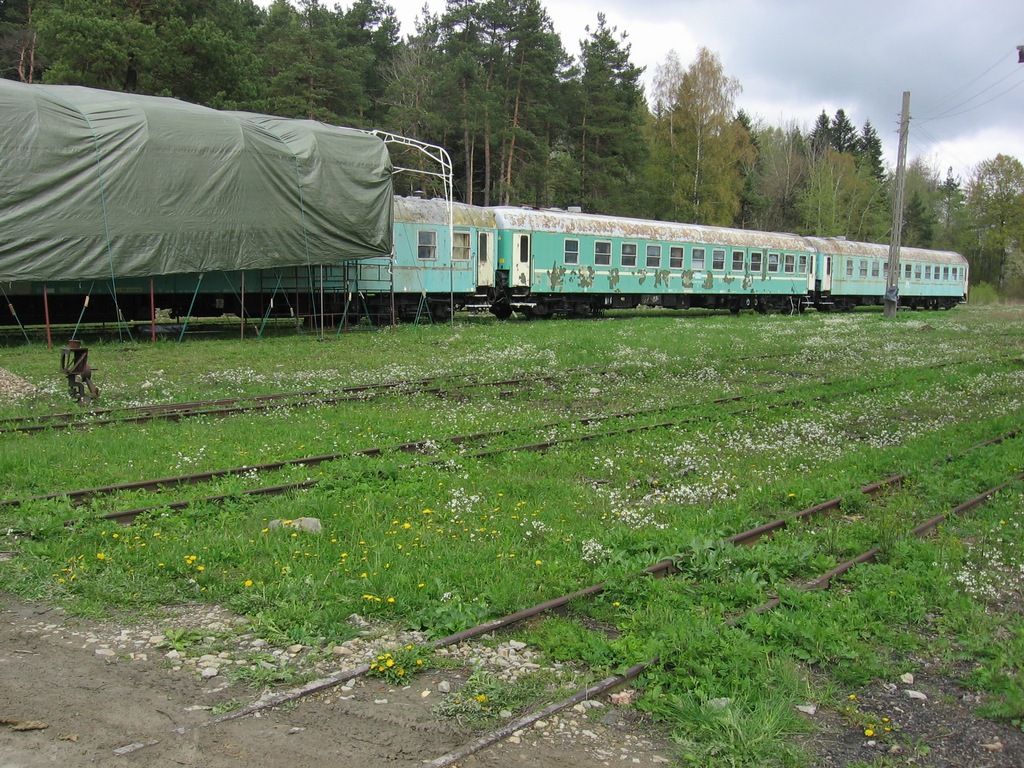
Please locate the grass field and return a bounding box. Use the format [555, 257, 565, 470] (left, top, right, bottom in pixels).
[2, 305, 1023, 766]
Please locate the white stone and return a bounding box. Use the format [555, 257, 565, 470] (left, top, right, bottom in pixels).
[900, 672, 915, 684]
[905, 690, 928, 701]
[201, 667, 219, 679]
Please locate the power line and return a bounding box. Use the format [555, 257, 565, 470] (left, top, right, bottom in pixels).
[919, 65, 1024, 123]
[921, 49, 1010, 114]
[910, 122, 976, 179]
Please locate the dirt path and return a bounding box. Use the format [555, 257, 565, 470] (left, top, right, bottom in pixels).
[0, 596, 672, 768]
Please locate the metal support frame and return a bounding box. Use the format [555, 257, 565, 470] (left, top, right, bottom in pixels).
[365, 131, 455, 327]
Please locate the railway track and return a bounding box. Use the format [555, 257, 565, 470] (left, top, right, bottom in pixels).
[0, 369, 574, 435]
[117, 430, 1023, 766]
[1, 375, 900, 523]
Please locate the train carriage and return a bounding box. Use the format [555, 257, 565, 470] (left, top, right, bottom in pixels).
[808, 238, 969, 311]
[344, 196, 498, 323]
[490, 207, 816, 317]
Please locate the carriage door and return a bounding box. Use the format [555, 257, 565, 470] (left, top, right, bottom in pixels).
[819, 255, 833, 293]
[477, 231, 495, 288]
[512, 233, 531, 288]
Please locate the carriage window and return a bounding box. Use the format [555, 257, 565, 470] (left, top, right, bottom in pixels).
[732, 250, 745, 271]
[943, 266, 949, 280]
[925, 265, 931, 279]
[417, 229, 437, 260]
[934, 266, 941, 280]
[621, 243, 637, 267]
[564, 239, 579, 265]
[519, 236, 530, 263]
[595, 241, 611, 266]
[846, 259, 854, 277]
[904, 264, 912, 279]
[478, 232, 489, 262]
[670, 246, 684, 269]
[914, 264, 922, 279]
[712, 249, 726, 270]
[768, 253, 780, 273]
[798, 254, 808, 274]
[646, 244, 662, 268]
[871, 261, 880, 277]
[750, 251, 763, 272]
[692, 247, 706, 270]
[883, 263, 889, 277]
[453, 230, 471, 260]
[859, 259, 868, 278]
[784, 254, 796, 274]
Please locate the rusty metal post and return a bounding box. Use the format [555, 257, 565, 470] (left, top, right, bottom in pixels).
[59, 340, 100, 404]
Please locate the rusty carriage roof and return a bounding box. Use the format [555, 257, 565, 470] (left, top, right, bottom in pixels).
[491, 207, 814, 252]
[804, 236, 969, 266]
[394, 196, 498, 228]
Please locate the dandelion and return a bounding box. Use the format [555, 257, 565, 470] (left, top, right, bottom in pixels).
[864, 728, 875, 737]
[387, 597, 395, 604]
[96, 553, 107, 560]
[244, 580, 253, 588]
[535, 559, 543, 566]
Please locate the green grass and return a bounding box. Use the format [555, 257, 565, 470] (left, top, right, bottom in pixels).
[2, 305, 1024, 766]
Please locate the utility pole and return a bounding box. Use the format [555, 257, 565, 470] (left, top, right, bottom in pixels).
[884, 91, 911, 319]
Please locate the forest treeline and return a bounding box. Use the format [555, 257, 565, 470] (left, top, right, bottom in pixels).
[2, 0, 1022, 296]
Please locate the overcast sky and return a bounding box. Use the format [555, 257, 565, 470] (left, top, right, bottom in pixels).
[268, 0, 1024, 181]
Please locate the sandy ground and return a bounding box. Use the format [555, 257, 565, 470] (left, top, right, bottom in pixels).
[0, 596, 673, 768]
[4, 593, 1024, 768]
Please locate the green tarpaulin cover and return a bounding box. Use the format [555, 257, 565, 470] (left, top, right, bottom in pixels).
[0, 80, 394, 282]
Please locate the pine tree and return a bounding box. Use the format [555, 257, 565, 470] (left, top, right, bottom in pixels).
[809, 110, 832, 156]
[829, 109, 857, 154]
[855, 119, 885, 181]
[0, 0, 42, 83]
[570, 13, 646, 214]
[903, 190, 936, 247]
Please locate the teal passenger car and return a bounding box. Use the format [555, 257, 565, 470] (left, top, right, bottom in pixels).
[807, 238, 968, 311]
[344, 196, 498, 322]
[490, 207, 816, 317]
